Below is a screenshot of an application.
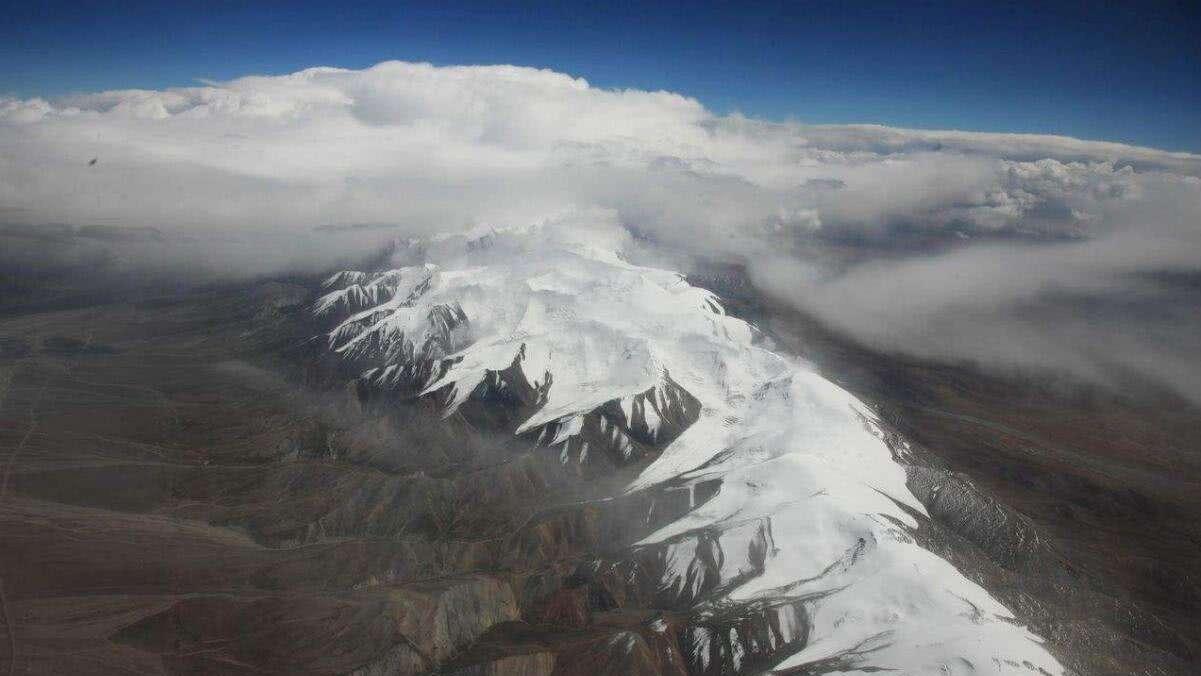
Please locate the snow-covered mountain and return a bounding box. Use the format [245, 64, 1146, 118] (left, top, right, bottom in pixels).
[315, 211, 1064, 675]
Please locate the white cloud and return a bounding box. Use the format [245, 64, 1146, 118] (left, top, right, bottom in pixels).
[3, 60, 1196, 235]
[2, 60, 1200, 399]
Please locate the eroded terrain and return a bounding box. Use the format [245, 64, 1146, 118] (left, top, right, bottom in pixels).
[0, 268, 1196, 675]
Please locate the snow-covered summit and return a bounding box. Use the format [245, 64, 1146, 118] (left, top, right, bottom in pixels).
[316, 211, 1063, 674]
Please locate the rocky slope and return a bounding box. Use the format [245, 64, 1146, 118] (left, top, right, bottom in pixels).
[311, 213, 1064, 674]
[10, 215, 1194, 674]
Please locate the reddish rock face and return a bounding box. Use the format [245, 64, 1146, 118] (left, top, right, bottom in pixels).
[542, 588, 590, 629]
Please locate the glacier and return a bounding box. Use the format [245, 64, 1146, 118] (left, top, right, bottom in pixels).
[315, 210, 1064, 675]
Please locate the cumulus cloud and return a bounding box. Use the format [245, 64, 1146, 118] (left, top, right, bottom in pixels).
[2, 60, 1200, 399]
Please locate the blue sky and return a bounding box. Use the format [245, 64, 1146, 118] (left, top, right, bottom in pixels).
[3, 0, 1199, 151]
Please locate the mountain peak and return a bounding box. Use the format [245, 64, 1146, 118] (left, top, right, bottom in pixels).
[315, 213, 1063, 674]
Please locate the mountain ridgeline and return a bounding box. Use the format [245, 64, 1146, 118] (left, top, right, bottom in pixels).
[306, 216, 1065, 675]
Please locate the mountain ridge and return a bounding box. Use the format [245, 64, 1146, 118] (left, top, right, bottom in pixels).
[314, 212, 1065, 674]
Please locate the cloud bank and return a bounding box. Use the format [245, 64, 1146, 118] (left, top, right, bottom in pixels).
[2, 61, 1200, 399]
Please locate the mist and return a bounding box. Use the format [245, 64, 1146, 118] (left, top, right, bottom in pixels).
[2, 60, 1200, 400]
